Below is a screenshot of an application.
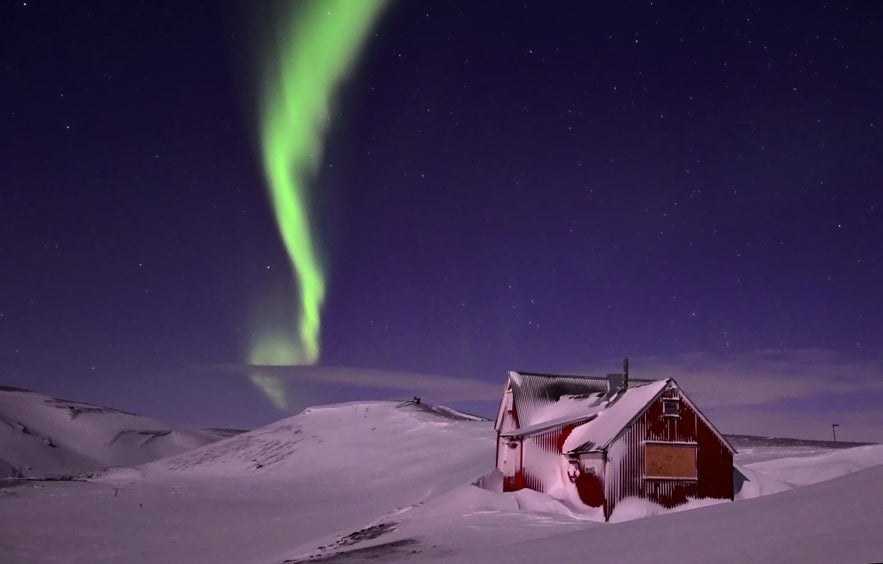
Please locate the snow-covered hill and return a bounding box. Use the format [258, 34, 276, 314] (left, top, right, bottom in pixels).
[1, 400, 494, 563]
[144, 400, 489, 483]
[0, 386, 227, 478]
[0, 397, 880, 563]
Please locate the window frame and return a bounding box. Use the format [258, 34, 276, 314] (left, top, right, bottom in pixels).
[662, 398, 680, 418]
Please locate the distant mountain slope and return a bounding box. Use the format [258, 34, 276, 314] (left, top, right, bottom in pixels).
[147, 400, 492, 486]
[726, 434, 874, 449]
[0, 387, 226, 478]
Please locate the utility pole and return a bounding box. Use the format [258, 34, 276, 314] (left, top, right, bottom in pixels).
[832, 423, 840, 442]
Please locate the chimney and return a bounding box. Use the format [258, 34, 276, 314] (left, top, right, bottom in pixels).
[623, 358, 629, 389]
[605, 358, 630, 395]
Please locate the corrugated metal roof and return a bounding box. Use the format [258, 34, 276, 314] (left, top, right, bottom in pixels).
[508, 370, 653, 428]
[504, 372, 737, 455]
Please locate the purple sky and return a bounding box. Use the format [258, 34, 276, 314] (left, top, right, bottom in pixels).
[2, 2, 881, 440]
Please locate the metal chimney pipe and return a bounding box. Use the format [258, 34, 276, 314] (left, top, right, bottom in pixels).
[623, 358, 629, 389]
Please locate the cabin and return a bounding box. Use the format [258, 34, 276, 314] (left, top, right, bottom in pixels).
[494, 361, 736, 520]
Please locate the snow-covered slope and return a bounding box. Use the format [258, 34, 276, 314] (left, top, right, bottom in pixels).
[143, 400, 490, 484]
[0, 386, 226, 478]
[460, 463, 883, 564]
[0, 400, 494, 563]
[0, 397, 880, 564]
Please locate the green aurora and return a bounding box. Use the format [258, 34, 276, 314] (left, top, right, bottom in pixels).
[249, 0, 388, 409]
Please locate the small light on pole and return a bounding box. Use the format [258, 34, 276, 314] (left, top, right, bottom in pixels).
[832, 423, 840, 442]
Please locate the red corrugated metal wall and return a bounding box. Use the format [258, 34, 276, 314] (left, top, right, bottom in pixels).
[506, 423, 582, 494]
[604, 387, 733, 519]
[532, 428, 561, 454]
[522, 470, 543, 492]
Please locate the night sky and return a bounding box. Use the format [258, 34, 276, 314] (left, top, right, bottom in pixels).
[2, 1, 881, 440]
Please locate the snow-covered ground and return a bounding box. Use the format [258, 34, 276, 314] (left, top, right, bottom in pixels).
[0, 387, 229, 478]
[0, 396, 880, 563]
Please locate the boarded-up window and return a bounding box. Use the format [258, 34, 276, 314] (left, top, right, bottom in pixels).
[645, 443, 697, 479]
[662, 399, 680, 416]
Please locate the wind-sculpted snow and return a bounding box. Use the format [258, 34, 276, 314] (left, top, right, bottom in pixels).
[744, 444, 883, 487]
[161, 423, 304, 473]
[0, 387, 225, 477]
[403, 400, 488, 421]
[44, 398, 135, 418]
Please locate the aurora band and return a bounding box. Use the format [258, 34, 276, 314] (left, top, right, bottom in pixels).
[249, 0, 388, 409]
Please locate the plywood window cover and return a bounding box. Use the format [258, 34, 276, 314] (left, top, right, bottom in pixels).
[644, 442, 698, 480]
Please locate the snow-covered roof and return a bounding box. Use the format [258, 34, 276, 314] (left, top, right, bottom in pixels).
[505, 371, 654, 430]
[562, 379, 669, 452]
[499, 371, 736, 455]
[500, 412, 599, 439]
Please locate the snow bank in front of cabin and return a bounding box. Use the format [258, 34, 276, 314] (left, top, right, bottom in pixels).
[465, 464, 883, 564]
[419, 482, 592, 521]
[491, 442, 883, 525]
[608, 495, 727, 522]
[281, 481, 602, 562]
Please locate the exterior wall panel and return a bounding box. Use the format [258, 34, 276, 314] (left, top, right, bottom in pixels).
[604, 386, 733, 518]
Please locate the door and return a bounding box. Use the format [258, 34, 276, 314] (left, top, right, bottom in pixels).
[576, 454, 605, 507]
[500, 438, 522, 491]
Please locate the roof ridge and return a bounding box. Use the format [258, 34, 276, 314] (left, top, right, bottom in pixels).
[511, 370, 657, 383]
[512, 371, 608, 379]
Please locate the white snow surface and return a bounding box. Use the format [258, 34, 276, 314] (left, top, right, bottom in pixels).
[745, 444, 883, 486]
[0, 397, 881, 563]
[467, 464, 883, 564]
[562, 379, 669, 452]
[526, 393, 605, 429]
[0, 387, 225, 477]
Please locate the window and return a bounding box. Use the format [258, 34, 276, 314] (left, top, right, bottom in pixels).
[644, 443, 697, 479]
[662, 399, 680, 417]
